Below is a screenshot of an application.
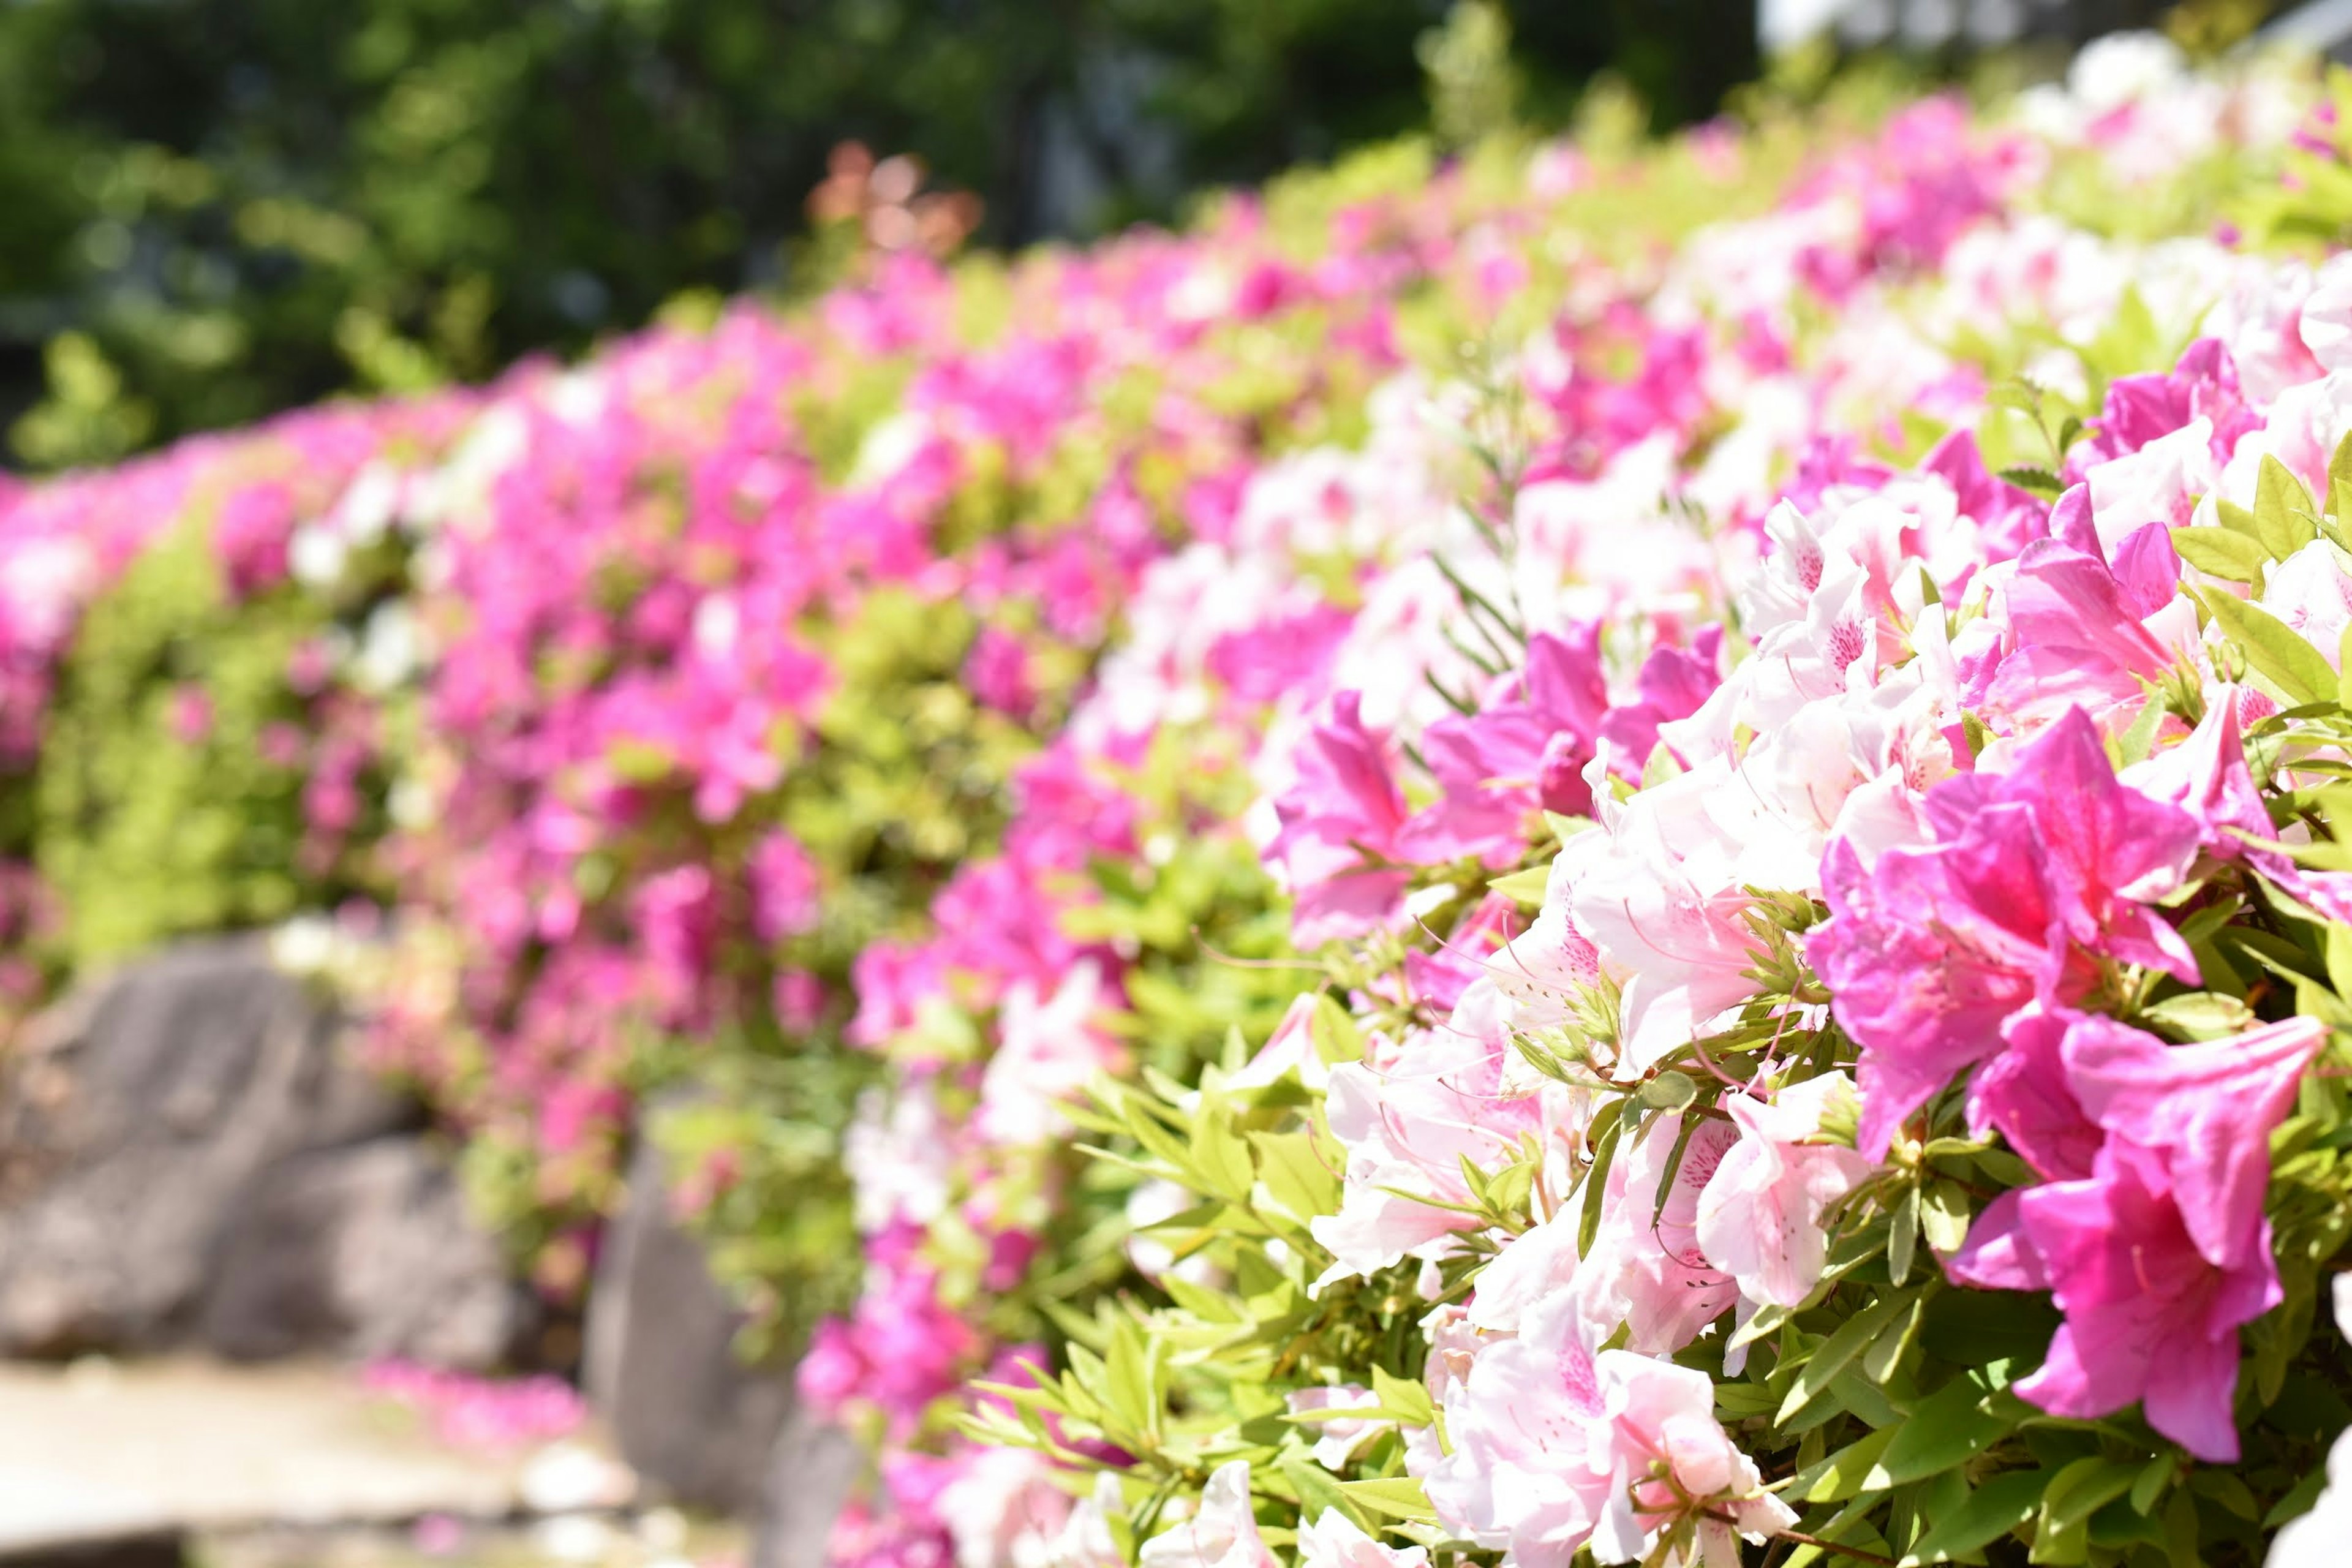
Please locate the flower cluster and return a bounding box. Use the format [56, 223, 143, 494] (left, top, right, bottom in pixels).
[956, 42, 2352, 1568]
[6, 27, 2352, 1568]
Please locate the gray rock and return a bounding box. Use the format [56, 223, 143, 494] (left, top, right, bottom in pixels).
[583, 1128, 800, 1513]
[199, 1139, 529, 1368]
[0, 935, 524, 1367]
[750, 1406, 862, 1568]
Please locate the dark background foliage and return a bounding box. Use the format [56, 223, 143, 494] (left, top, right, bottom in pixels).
[0, 0, 1762, 470]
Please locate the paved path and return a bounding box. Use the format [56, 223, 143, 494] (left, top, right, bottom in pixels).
[0, 1359, 624, 1554]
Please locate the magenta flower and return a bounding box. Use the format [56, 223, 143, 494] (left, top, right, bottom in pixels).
[1813, 706, 2199, 1155]
[1950, 1014, 2321, 1460]
[2064, 1013, 2323, 1269]
[1957, 1140, 2277, 1461]
[1397, 624, 1610, 864]
[1265, 692, 1412, 946]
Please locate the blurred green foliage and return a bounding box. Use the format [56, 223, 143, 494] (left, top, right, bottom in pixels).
[0, 0, 1757, 470]
[32, 524, 386, 969]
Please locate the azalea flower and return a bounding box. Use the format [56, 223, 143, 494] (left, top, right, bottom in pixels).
[1695, 1071, 1875, 1308]
[1136, 1461, 1275, 1568]
[1296, 1512, 1429, 1568]
[1425, 1294, 1794, 1568]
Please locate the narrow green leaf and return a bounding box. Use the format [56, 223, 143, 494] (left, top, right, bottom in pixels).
[1866, 1378, 2010, 1487]
[2130, 1453, 2177, 1517]
[1792, 1425, 1898, 1503]
[2215, 497, 2264, 540]
[1336, 1477, 1436, 1525]
[2203, 589, 2337, 707]
[1888, 1183, 1920, 1287]
[2141, 990, 2256, 1040]
[1577, 1101, 1624, 1255]
[2171, 526, 2269, 584]
[1861, 1292, 1927, 1384]
[2266, 1464, 2329, 1529]
[1905, 1470, 2048, 1563]
[1279, 1452, 1368, 1533]
[1487, 864, 1550, 908]
[1371, 1365, 1435, 1427]
[1638, 1069, 1697, 1111]
[2115, 692, 2170, 766]
[2038, 1457, 2139, 1542]
[1777, 1294, 1907, 1424]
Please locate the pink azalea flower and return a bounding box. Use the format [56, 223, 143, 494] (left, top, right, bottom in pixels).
[1963, 1008, 2103, 1182]
[974, 961, 1122, 1147]
[1265, 692, 1412, 946]
[1812, 706, 2200, 1156]
[1311, 983, 1580, 1287]
[1569, 1112, 1741, 1354]
[934, 1447, 1073, 1568]
[2063, 1013, 2323, 1269]
[1951, 1014, 2320, 1460]
[1570, 762, 1766, 1071]
[1136, 1461, 1275, 1568]
[1296, 1512, 1429, 1568]
[1397, 624, 1610, 864]
[1954, 1140, 2276, 1461]
[1695, 1072, 1875, 1308]
[1426, 1294, 1793, 1568]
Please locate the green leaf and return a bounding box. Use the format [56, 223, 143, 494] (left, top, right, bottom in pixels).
[2037, 1457, 2139, 1548]
[1777, 1294, 1907, 1425]
[1307, 995, 1365, 1066]
[2266, 1464, 2329, 1529]
[2171, 526, 2270, 584]
[1370, 1365, 1435, 1427]
[1999, 466, 2064, 497]
[2114, 693, 2170, 766]
[2215, 497, 2264, 540]
[1487, 864, 1550, 908]
[1278, 1451, 1367, 1534]
[2130, 1453, 2177, 1517]
[2339, 620, 2352, 710]
[1920, 1180, 1972, 1255]
[1638, 1069, 1697, 1111]
[1861, 1292, 1927, 1384]
[2203, 588, 2338, 707]
[2256, 453, 2323, 559]
[2141, 990, 2256, 1040]
[1903, 1469, 2047, 1563]
[1887, 1183, 1920, 1287]
[1866, 1377, 2010, 1487]
[1577, 1101, 1624, 1255]
[1792, 1425, 1898, 1504]
[1252, 1130, 1341, 1226]
[1336, 1477, 1436, 1525]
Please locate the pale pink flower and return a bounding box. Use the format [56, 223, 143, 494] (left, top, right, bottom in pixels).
[975, 962, 1122, 1147]
[1296, 1512, 1429, 1568]
[1696, 1072, 1874, 1308]
[1286, 1385, 1385, 1471]
[1426, 1295, 1793, 1568]
[1136, 1461, 1275, 1568]
[937, 1447, 1076, 1568]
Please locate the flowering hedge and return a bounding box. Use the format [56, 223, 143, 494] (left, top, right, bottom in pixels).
[851, 39, 2352, 1568]
[7, 24, 2352, 1568]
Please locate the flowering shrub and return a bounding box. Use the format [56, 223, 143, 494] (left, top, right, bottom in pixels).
[10, 24, 2352, 1568]
[902, 40, 2352, 1568]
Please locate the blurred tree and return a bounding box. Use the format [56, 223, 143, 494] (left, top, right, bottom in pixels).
[0, 0, 1758, 470]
